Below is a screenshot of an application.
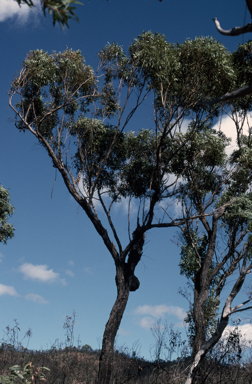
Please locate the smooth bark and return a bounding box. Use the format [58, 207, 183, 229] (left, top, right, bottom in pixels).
[213, 17, 252, 36]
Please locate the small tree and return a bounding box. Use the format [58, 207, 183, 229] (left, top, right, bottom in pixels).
[170, 126, 252, 384]
[9, 33, 241, 384]
[0, 186, 15, 245]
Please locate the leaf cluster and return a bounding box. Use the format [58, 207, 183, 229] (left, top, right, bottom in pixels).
[72, 123, 165, 198]
[15, 0, 83, 28]
[170, 125, 230, 199]
[231, 40, 252, 110]
[14, 49, 95, 146]
[0, 186, 15, 245]
[0, 362, 50, 383]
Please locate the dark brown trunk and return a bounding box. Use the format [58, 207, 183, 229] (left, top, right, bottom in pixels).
[97, 231, 144, 384]
[97, 267, 131, 384]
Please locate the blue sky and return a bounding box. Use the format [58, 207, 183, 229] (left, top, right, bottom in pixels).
[1, 0, 252, 360]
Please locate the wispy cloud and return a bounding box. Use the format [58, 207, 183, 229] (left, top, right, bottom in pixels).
[0, 0, 40, 24]
[139, 316, 156, 330]
[19, 263, 65, 284]
[135, 304, 186, 320]
[0, 253, 4, 263]
[118, 328, 132, 336]
[65, 269, 75, 277]
[84, 267, 92, 275]
[68, 260, 74, 267]
[25, 293, 48, 304]
[134, 304, 187, 330]
[0, 284, 18, 296]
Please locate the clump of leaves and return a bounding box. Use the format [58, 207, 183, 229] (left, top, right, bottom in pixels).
[0, 362, 50, 383]
[0, 186, 15, 244]
[16, 0, 83, 29]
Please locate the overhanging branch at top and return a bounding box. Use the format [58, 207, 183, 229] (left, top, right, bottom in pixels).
[213, 18, 252, 36]
[202, 2, 252, 105]
[200, 83, 252, 106]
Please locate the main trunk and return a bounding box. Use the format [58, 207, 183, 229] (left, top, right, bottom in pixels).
[192, 273, 208, 358]
[192, 294, 207, 357]
[97, 230, 144, 384]
[97, 280, 131, 384]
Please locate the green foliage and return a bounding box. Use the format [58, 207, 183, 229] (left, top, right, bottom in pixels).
[71, 119, 127, 195]
[170, 124, 230, 199]
[0, 362, 50, 383]
[129, 31, 178, 87]
[0, 186, 15, 245]
[128, 33, 234, 114]
[14, 49, 95, 149]
[176, 37, 234, 105]
[15, 0, 83, 28]
[231, 40, 252, 110]
[179, 230, 208, 279]
[10, 36, 243, 206]
[121, 130, 162, 198]
[72, 123, 165, 198]
[176, 127, 252, 347]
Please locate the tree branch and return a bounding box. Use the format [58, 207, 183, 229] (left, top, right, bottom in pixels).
[213, 17, 252, 36]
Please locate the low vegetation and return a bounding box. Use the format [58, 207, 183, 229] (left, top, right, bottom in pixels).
[0, 316, 252, 384]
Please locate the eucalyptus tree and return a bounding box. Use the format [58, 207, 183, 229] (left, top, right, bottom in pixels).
[9, 33, 237, 384]
[170, 126, 252, 384]
[0, 186, 15, 244]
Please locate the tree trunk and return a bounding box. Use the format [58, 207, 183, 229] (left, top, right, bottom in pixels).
[97, 231, 144, 384]
[97, 272, 131, 384]
[185, 317, 229, 384]
[192, 272, 208, 358]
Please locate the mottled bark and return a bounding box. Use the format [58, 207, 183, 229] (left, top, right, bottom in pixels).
[192, 216, 219, 357]
[97, 232, 144, 384]
[97, 278, 131, 384]
[192, 279, 208, 357]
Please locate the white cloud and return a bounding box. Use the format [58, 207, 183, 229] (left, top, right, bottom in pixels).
[0, 284, 18, 296]
[139, 316, 156, 330]
[213, 113, 252, 156]
[65, 269, 74, 277]
[134, 304, 187, 330]
[68, 260, 74, 267]
[118, 328, 132, 336]
[25, 293, 48, 304]
[213, 115, 238, 156]
[222, 323, 252, 346]
[84, 267, 92, 275]
[135, 304, 186, 320]
[0, 253, 4, 263]
[19, 263, 60, 283]
[0, 0, 40, 24]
